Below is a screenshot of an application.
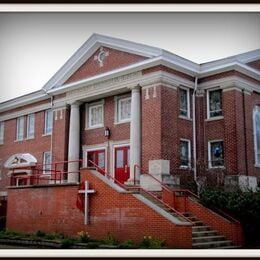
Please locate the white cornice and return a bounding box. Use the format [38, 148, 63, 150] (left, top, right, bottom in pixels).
[0, 90, 49, 113]
[0, 103, 52, 121]
[198, 75, 260, 94]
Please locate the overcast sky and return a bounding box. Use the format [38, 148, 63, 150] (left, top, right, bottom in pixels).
[0, 11, 260, 103]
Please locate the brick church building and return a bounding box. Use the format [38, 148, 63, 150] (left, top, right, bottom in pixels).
[0, 34, 259, 248]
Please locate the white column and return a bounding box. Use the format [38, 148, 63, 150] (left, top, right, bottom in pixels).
[67, 101, 81, 183]
[127, 85, 141, 185]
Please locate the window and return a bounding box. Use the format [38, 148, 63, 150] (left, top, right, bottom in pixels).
[44, 110, 53, 135]
[16, 117, 24, 141]
[0, 122, 4, 144]
[43, 151, 52, 174]
[253, 106, 260, 166]
[179, 88, 189, 118]
[27, 114, 35, 139]
[208, 89, 222, 118]
[88, 104, 103, 128]
[209, 141, 224, 168]
[180, 139, 190, 167]
[117, 96, 131, 122]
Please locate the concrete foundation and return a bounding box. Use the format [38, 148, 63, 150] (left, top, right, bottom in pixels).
[224, 175, 258, 192]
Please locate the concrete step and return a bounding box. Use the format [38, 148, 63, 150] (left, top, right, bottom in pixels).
[193, 240, 233, 249]
[192, 235, 225, 243]
[193, 220, 204, 226]
[213, 245, 241, 249]
[192, 226, 211, 232]
[192, 230, 218, 238]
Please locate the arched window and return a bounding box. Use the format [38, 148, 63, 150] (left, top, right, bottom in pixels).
[253, 106, 260, 166]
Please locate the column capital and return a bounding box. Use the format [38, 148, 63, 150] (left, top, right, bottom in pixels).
[128, 85, 141, 92]
[68, 100, 82, 107]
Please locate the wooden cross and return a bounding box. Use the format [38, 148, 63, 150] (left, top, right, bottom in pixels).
[78, 181, 95, 225]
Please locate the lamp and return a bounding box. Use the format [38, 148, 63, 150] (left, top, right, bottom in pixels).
[104, 127, 110, 138]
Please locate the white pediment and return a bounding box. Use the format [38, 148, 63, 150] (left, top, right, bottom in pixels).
[4, 153, 37, 169]
[42, 33, 162, 92]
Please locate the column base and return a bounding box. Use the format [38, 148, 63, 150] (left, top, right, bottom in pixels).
[67, 172, 79, 183]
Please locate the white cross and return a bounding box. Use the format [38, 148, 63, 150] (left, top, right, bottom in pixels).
[78, 181, 95, 225]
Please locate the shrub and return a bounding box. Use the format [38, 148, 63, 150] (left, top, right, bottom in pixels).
[35, 230, 46, 238]
[200, 186, 260, 246]
[118, 239, 136, 249]
[61, 238, 75, 249]
[77, 230, 90, 243]
[139, 236, 165, 249]
[102, 232, 118, 245]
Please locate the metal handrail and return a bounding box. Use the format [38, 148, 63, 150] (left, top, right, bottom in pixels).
[87, 161, 193, 224]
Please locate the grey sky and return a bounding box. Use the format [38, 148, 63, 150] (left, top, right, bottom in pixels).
[0, 12, 260, 102]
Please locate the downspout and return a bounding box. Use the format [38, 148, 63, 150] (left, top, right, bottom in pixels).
[192, 77, 198, 183]
[242, 89, 248, 176]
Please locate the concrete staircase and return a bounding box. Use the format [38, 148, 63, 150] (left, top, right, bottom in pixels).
[183, 212, 240, 249]
[138, 189, 240, 249]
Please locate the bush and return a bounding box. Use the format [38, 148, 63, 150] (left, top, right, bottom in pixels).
[77, 230, 90, 243]
[102, 232, 118, 245]
[35, 230, 46, 238]
[139, 236, 165, 249]
[200, 186, 260, 246]
[61, 238, 75, 249]
[118, 240, 136, 249]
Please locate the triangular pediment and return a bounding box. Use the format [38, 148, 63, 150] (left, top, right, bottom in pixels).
[43, 34, 162, 91]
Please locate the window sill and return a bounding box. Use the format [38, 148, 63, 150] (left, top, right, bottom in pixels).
[254, 164, 260, 168]
[25, 137, 35, 140]
[42, 133, 52, 137]
[114, 120, 131, 125]
[85, 125, 104, 131]
[14, 139, 24, 143]
[178, 116, 192, 121]
[205, 116, 224, 122]
[179, 166, 191, 170]
[208, 166, 225, 170]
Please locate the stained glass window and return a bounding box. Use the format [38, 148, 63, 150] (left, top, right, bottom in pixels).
[180, 140, 190, 167]
[254, 106, 260, 165]
[209, 90, 222, 118]
[180, 89, 188, 117]
[209, 141, 224, 167]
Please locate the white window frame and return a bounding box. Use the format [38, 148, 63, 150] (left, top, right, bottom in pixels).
[27, 114, 35, 139]
[253, 106, 260, 167]
[179, 87, 190, 119]
[0, 122, 4, 145]
[208, 140, 225, 169]
[44, 110, 53, 135]
[16, 116, 25, 141]
[114, 95, 131, 124]
[180, 138, 191, 168]
[207, 88, 223, 119]
[43, 151, 52, 174]
[86, 101, 104, 129]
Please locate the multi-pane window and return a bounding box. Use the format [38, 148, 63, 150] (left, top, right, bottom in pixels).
[43, 151, 52, 174]
[179, 88, 189, 117]
[118, 97, 131, 122]
[208, 89, 222, 118]
[180, 139, 190, 167]
[27, 114, 35, 139]
[44, 110, 53, 135]
[209, 141, 224, 168]
[253, 106, 260, 165]
[16, 116, 25, 140]
[0, 122, 4, 144]
[88, 104, 103, 128]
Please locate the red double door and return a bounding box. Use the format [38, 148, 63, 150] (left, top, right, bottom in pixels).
[86, 146, 130, 184]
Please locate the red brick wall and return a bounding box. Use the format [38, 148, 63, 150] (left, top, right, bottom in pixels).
[65, 47, 147, 84]
[6, 169, 193, 248]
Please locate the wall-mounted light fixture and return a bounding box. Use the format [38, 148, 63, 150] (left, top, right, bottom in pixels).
[104, 127, 110, 138]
